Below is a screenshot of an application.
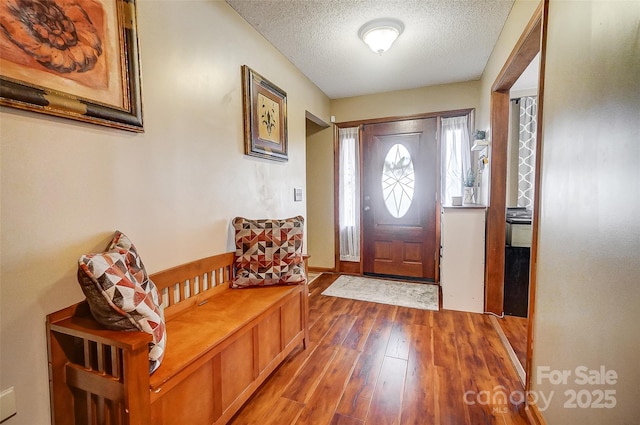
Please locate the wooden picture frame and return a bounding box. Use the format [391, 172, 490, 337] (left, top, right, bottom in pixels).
[242, 65, 288, 161]
[0, 0, 144, 132]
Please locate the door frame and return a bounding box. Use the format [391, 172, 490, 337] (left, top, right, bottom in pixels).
[485, 2, 544, 314]
[333, 108, 474, 281]
[484, 0, 547, 400]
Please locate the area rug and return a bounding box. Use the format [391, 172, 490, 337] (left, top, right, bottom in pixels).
[321, 275, 439, 311]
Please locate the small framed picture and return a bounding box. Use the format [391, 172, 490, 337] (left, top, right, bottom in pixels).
[241, 65, 288, 161]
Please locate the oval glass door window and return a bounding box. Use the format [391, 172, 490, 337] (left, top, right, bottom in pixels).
[382, 143, 415, 218]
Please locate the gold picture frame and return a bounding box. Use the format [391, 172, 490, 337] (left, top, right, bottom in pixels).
[0, 0, 144, 132]
[241, 65, 288, 161]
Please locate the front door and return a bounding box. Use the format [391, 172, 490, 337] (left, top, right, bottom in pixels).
[362, 118, 438, 280]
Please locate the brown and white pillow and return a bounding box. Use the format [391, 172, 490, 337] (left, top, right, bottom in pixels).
[77, 231, 166, 373]
[232, 216, 306, 288]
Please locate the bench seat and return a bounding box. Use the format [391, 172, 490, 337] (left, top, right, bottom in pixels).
[150, 284, 303, 392]
[47, 252, 309, 425]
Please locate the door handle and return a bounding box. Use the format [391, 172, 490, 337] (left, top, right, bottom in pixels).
[364, 206, 371, 211]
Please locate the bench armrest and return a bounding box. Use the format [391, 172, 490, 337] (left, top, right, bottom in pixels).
[47, 302, 152, 425]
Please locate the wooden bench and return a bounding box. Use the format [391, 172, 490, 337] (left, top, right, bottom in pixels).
[47, 252, 309, 425]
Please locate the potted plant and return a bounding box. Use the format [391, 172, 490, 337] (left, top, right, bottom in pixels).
[462, 168, 476, 204]
[472, 130, 486, 141]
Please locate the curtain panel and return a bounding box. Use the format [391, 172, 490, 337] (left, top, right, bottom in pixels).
[518, 96, 537, 208]
[338, 127, 361, 261]
[441, 116, 471, 205]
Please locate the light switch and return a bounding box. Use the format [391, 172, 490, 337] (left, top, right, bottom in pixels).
[294, 188, 303, 202]
[0, 387, 17, 422]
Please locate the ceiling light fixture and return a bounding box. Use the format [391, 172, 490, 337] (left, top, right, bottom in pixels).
[358, 18, 404, 55]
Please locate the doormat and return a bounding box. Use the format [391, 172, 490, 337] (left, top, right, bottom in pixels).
[321, 275, 439, 311]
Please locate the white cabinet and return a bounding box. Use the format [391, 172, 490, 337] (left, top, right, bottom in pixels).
[440, 207, 486, 313]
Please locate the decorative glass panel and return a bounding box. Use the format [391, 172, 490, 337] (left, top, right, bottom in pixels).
[382, 144, 415, 218]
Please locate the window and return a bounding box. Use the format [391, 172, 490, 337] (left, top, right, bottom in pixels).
[441, 115, 471, 204]
[338, 127, 360, 261]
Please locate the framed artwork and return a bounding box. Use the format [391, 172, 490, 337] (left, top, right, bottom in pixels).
[0, 0, 144, 132]
[241, 65, 288, 161]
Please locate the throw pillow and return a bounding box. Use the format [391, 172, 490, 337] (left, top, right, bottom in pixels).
[232, 216, 306, 288]
[77, 231, 166, 374]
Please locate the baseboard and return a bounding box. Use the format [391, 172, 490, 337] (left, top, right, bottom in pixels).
[306, 273, 322, 285]
[488, 315, 546, 425]
[525, 398, 547, 425]
[308, 266, 334, 273]
[488, 315, 526, 384]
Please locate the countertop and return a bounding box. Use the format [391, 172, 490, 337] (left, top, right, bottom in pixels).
[442, 204, 487, 210]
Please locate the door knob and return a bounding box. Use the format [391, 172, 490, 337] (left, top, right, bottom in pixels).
[364, 206, 371, 211]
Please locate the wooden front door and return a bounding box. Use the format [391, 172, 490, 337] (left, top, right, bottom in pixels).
[362, 118, 438, 280]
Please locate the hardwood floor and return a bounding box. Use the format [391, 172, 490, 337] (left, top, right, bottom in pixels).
[499, 315, 528, 370]
[229, 273, 530, 425]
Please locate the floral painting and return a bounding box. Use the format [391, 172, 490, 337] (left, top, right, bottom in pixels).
[0, 0, 144, 132]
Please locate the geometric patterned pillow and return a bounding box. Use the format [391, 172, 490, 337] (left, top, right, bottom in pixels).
[231, 216, 306, 288]
[77, 231, 166, 374]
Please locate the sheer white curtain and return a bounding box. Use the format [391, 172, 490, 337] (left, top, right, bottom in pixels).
[441, 116, 471, 204]
[338, 127, 360, 262]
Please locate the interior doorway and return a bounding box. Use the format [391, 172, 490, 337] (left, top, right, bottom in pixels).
[304, 111, 332, 273]
[500, 56, 540, 373]
[485, 2, 546, 393]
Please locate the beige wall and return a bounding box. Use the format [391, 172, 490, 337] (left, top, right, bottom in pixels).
[331, 80, 480, 124]
[531, 1, 640, 423]
[306, 123, 335, 269]
[0, 2, 329, 424]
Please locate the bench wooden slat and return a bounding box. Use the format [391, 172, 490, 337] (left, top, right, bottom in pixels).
[151, 253, 234, 292]
[66, 363, 124, 400]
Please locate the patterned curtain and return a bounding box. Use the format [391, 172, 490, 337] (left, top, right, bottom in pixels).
[518, 96, 537, 208]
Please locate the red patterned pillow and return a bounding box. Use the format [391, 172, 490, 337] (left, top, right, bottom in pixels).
[232, 216, 306, 288]
[77, 231, 166, 374]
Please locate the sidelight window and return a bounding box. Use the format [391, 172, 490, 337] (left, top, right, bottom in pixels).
[441, 115, 472, 205]
[338, 127, 360, 261]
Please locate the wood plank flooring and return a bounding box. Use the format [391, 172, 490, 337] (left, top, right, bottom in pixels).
[229, 273, 530, 425]
[499, 315, 528, 370]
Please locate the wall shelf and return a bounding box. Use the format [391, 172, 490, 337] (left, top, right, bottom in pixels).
[471, 139, 490, 151]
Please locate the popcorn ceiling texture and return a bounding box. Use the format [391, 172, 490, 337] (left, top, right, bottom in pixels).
[226, 0, 515, 99]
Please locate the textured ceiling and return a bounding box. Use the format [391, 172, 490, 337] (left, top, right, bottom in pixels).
[226, 0, 516, 99]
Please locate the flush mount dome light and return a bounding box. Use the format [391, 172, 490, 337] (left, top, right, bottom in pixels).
[358, 18, 404, 55]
